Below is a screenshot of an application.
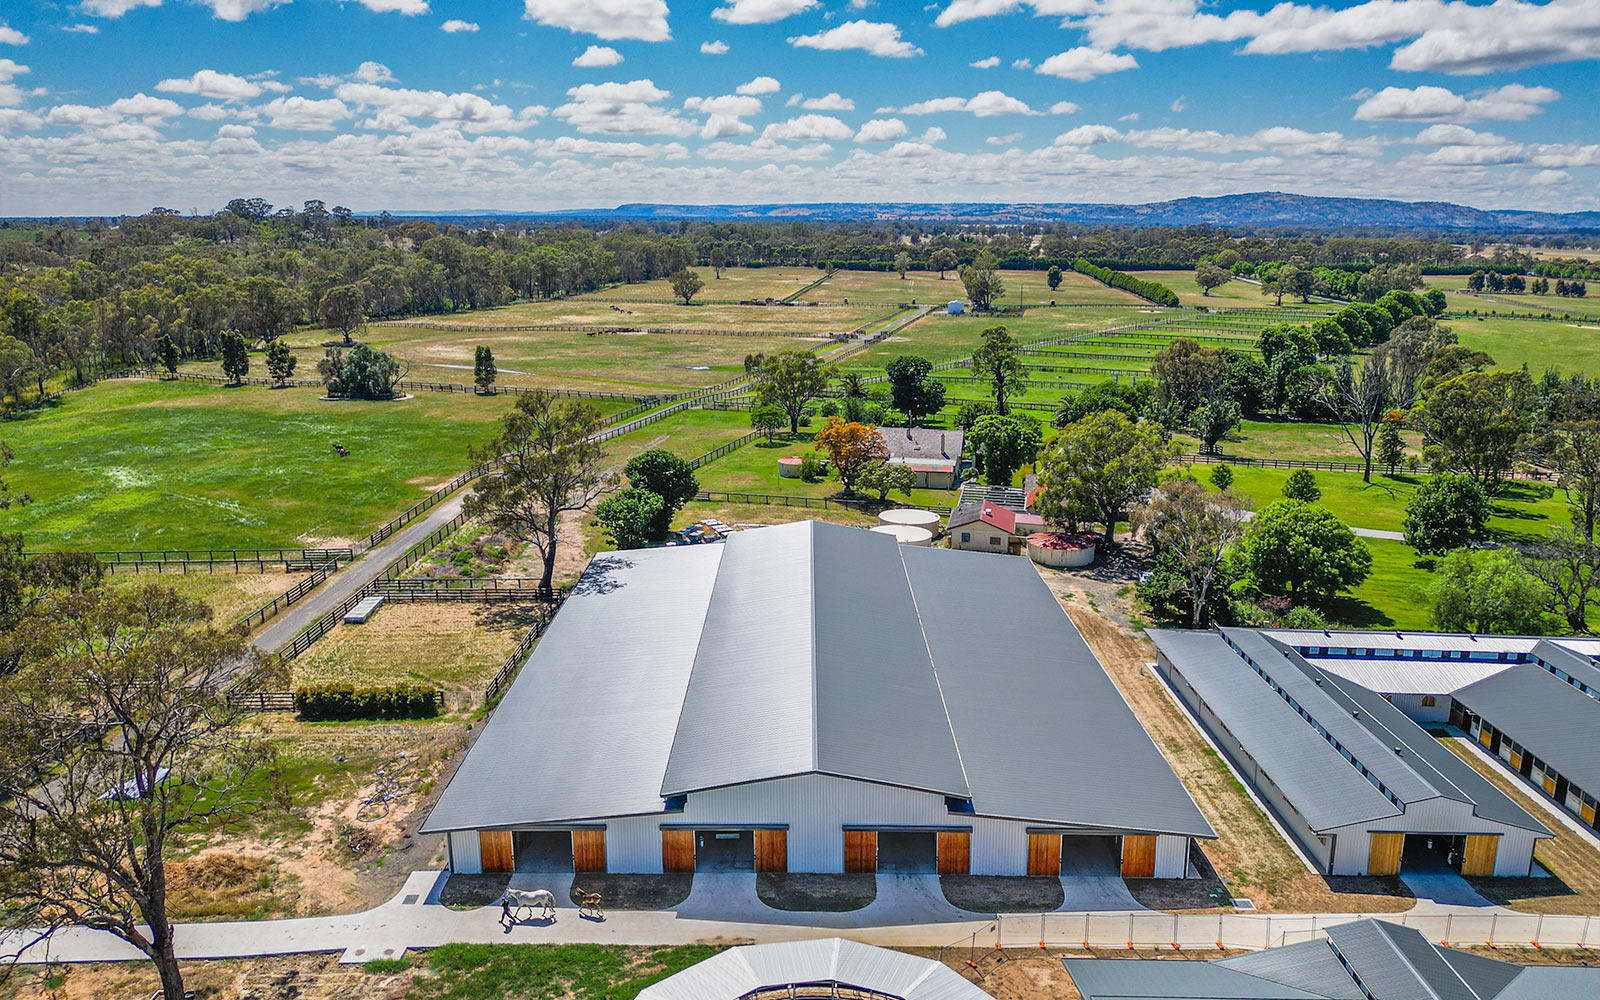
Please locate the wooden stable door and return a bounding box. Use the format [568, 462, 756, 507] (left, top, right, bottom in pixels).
[661, 830, 695, 873]
[844, 830, 877, 873]
[572, 829, 607, 873]
[1462, 835, 1499, 877]
[1120, 836, 1156, 878]
[1368, 833, 1404, 875]
[1027, 834, 1061, 876]
[479, 830, 514, 873]
[755, 830, 788, 873]
[937, 832, 970, 875]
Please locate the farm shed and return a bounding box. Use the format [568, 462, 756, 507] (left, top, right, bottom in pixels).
[1265, 630, 1600, 833]
[638, 938, 994, 1000]
[424, 520, 1213, 878]
[1149, 628, 1550, 877]
[1066, 917, 1600, 1000]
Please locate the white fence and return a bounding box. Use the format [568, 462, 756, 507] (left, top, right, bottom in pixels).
[942, 910, 1600, 956]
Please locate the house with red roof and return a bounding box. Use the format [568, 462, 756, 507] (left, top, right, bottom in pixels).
[946, 501, 1045, 554]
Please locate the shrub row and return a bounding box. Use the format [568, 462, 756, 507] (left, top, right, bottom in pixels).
[293, 683, 440, 721]
[1072, 259, 1181, 307]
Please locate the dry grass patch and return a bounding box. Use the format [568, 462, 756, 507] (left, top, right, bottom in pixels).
[1445, 738, 1600, 914]
[1063, 600, 1413, 913]
[291, 602, 540, 697]
[108, 569, 309, 627]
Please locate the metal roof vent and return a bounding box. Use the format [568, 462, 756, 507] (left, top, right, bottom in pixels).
[1352, 710, 1362, 720]
[1314, 677, 1323, 686]
[1394, 746, 1404, 756]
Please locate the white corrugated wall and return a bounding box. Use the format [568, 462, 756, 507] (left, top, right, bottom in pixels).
[1322, 797, 1544, 876]
[1385, 693, 1452, 723]
[448, 830, 481, 874]
[574, 773, 1182, 876]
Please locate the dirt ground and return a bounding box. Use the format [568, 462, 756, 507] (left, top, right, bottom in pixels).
[757, 874, 876, 912]
[1446, 739, 1600, 914]
[166, 717, 473, 921]
[1038, 560, 1414, 914]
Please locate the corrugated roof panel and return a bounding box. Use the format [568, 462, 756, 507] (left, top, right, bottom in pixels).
[904, 547, 1214, 837]
[1308, 659, 1514, 696]
[1325, 920, 1476, 1000]
[1530, 639, 1600, 694]
[637, 939, 994, 1000]
[1148, 629, 1400, 831]
[1064, 959, 1333, 999]
[1492, 967, 1600, 1000]
[420, 545, 723, 834]
[1217, 940, 1365, 999]
[1265, 630, 1540, 654]
[1438, 949, 1524, 999]
[1455, 663, 1600, 796]
[662, 522, 970, 798]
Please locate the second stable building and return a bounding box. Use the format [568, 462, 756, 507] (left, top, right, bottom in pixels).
[1148, 628, 1550, 878]
[423, 521, 1214, 878]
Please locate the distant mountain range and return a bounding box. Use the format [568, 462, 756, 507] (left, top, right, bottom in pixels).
[400, 192, 1600, 232]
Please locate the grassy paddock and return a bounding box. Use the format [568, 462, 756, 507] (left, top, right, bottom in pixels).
[1452, 314, 1600, 375]
[1, 379, 514, 550]
[691, 430, 962, 511]
[370, 299, 889, 334]
[109, 569, 311, 626]
[846, 307, 1154, 367]
[574, 266, 820, 302]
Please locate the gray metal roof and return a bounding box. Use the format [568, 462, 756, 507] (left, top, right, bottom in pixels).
[1528, 639, 1600, 694]
[881, 425, 964, 462]
[1070, 919, 1600, 1000]
[1064, 958, 1331, 999]
[1307, 659, 1514, 697]
[1324, 920, 1478, 1000]
[425, 520, 1211, 837]
[637, 938, 994, 1000]
[662, 520, 970, 799]
[1454, 661, 1600, 797]
[1149, 629, 1547, 835]
[1149, 629, 1401, 831]
[901, 545, 1214, 836]
[421, 544, 725, 834]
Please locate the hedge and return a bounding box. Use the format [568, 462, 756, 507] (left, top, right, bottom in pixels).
[1072, 259, 1181, 307]
[294, 683, 441, 721]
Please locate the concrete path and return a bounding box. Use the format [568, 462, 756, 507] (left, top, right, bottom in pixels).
[249, 490, 470, 655]
[1350, 526, 1405, 541]
[1400, 869, 1499, 911]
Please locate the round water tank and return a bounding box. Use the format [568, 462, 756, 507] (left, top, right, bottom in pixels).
[877, 508, 941, 531]
[871, 525, 935, 546]
[777, 456, 803, 479]
[1026, 531, 1097, 568]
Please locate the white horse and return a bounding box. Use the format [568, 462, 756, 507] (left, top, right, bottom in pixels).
[500, 887, 556, 922]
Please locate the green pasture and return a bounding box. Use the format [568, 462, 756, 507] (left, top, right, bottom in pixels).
[807, 267, 1143, 307]
[0, 378, 518, 550]
[1451, 314, 1600, 375]
[366, 298, 891, 334]
[844, 306, 1153, 367]
[575, 266, 821, 303]
[1172, 420, 1421, 463]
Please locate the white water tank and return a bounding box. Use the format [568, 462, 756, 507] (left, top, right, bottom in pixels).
[870, 525, 935, 546]
[877, 508, 941, 532]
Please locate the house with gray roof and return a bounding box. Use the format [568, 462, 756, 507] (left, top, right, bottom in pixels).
[881, 425, 964, 488]
[423, 520, 1213, 878]
[1065, 917, 1600, 1000]
[1148, 628, 1550, 877]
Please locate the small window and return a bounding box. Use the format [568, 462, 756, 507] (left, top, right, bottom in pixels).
[960, 532, 970, 542]
[989, 536, 1000, 546]
[1421, 695, 1436, 707]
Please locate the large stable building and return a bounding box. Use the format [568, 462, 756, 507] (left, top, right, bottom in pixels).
[1149, 628, 1550, 878]
[423, 520, 1214, 878]
[1266, 630, 1600, 837]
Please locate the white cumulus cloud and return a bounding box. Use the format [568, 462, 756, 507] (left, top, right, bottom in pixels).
[788, 20, 922, 58]
[701, 39, 730, 54]
[736, 76, 781, 95]
[260, 96, 350, 131]
[553, 78, 695, 135]
[441, 19, 479, 32]
[712, 0, 819, 24]
[522, 0, 670, 42]
[855, 118, 908, 142]
[156, 69, 277, 101]
[1353, 83, 1560, 122]
[0, 24, 28, 45]
[970, 56, 1000, 68]
[573, 45, 624, 67]
[1048, 101, 1081, 115]
[898, 90, 1036, 116]
[1036, 47, 1138, 81]
[761, 113, 854, 141]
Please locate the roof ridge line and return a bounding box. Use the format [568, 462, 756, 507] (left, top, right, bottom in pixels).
[657, 543, 727, 799]
[898, 541, 972, 798]
[1371, 921, 1483, 1000]
[809, 519, 821, 777]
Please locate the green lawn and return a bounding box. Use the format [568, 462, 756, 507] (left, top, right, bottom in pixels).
[605, 406, 762, 468]
[0, 378, 515, 550]
[807, 267, 1143, 307]
[1326, 537, 1438, 630]
[406, 943, 721, 999]
[371, 298, 890, 334]
[1137, 269, 1335, 311]
[1173, 419, 1423, 463]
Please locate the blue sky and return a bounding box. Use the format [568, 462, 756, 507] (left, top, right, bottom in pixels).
[0, 0, 1596, 215]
